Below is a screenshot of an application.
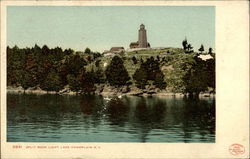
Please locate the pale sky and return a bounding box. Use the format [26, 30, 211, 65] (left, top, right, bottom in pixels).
[7, 6, 215, 52]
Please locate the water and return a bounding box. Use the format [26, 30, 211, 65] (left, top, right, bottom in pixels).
[7, 93, 215, 142]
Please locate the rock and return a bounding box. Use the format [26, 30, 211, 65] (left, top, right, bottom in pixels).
[102, 85, 111, 92]
[155, 88, 161, 93]
[121, 86, 130, 93]
[148, 85, 156, 90]
[147, 90, 156, 94]
[131, 91, 143, 96]
[27, 86, 38, 90]
[16, 86, 23, 91]
[59, 88, 70, 94]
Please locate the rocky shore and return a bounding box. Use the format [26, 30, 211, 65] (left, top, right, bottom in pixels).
[7, 85, 215, 98]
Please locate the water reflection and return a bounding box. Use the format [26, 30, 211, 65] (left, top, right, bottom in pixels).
[106, 97, 130, 126]
[7, 93, 215, 142]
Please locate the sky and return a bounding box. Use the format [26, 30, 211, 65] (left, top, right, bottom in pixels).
[7, 6, 215, 52]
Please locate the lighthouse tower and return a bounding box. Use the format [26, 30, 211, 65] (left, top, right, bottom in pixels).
[138, 24, 148, 48]
[129, 24, 150, 49]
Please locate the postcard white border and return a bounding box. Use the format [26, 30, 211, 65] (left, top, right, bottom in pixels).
[1, 1, 249, 159]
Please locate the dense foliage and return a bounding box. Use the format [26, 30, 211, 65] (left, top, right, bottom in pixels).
[133, 63, 148, 89]
[7, 43, 215, 97]
[133, 57, 166, 89]
[7, 45, 69, 90]
[105, 56, 130, 86]
[181, 55, 215, 97]
[7, 45, 99, 93]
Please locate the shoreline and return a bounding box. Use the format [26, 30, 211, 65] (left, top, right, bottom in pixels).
[7, 86, 215, 98]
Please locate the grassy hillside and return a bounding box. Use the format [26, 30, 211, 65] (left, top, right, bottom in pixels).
[85, 47, 199, 93]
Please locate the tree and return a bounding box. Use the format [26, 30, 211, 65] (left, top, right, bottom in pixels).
[58, 63, 69, 86]
[7, 45, 87, 91]
[145, 56, 160, 80]
[187, 44, 194, 53]
[7, 46, 26, 86]
[95, 60, 101, 67]
[182, 38, 188, 51]
[182, 38, 194, 54]
[64, 48, 74, 56]
[156, 55, 160, 61]
[78, 69, 96, 93]
[18, 70, 37, 90]
[67, 74, 81, 92]
[93, 52, 101, 59]
[208, 47, 213, 54]
[140, 58, 144, 64]
[24, 54, 39, 80]
[64, 53, 87, 77]
[132, 56, 137, 64]
[133, 63, 148, 89]
[84, 47, 91, 54]
[32, 44, 42, 58]
[182, 56, 211, 97]
[87, 56, 92, 63]
[94, 68, 106, 84]
[51, 47, 64, 62]
[40, 71, 64, 92]
[133, 57, 167, 89]
[153, 71, 167, 89]
[105, 56, 130, 86]
[42, 45, 50, 55]
[205, 58, 215, 91]
[198, 44, 205, 54]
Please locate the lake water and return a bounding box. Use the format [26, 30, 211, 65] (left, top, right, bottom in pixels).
[7, 93, 215, 142]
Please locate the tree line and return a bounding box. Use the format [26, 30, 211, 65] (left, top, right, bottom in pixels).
[182, 38, 213, 54]
[7, 43, 215, 96]
[7, 45, 100, 92]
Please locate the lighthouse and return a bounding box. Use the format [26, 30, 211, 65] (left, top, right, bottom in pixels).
[138, 24, 148, 48]
[129, 24, 150, 49]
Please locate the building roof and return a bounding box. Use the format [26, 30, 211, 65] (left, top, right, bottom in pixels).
[130, 42, 139, 45]
[129, 42, 139, 48]
[110, 47, 124, 52]
[130, 42, 138, 45]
